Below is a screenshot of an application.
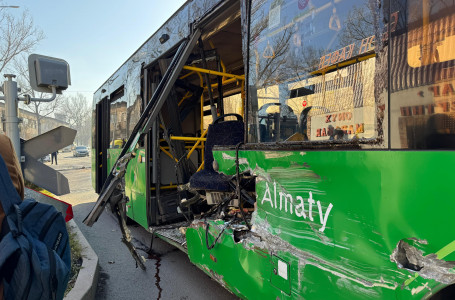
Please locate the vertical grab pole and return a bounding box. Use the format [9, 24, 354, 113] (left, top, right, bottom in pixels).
[3, 74, 21, 161]
[197, 72, 205, 164]
[198, 38, 217, 120]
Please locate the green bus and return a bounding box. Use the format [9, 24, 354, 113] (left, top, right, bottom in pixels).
[88, 0, 455, 298]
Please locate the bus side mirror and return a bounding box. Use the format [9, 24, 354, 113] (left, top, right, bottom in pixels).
[28, 54, 71, 94]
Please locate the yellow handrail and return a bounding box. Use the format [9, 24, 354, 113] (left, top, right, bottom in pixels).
[160, 139, 199, 144]
[176, 62, 246, 176]
[179, 71, 195, 80]
[178, 91, 192, 106]
[160, 146, 178, 162]
[150, 185, 177, 191]
[196, 161, 205, 172]
[186, 128, 208, 159]
[183, 65, 245, 81]
[205, 77, 238, 91]
[170, 136, 207, 142]
[160, 146, 204, 150]
[198, 72, 205, 162]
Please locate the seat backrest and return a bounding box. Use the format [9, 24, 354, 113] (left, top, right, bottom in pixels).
[204, 121, 244, 172]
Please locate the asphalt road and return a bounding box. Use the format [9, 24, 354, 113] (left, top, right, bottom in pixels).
[48, 154, 237, 300]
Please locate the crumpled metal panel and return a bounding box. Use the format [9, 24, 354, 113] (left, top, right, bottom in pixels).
[188, 148, 455, 299]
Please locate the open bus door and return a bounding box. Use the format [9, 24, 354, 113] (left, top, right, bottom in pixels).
[84, 30, 202, 270]
[95, 96, 110, 193]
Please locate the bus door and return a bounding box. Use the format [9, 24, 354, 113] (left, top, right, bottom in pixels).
[144, 61, 189, 226]
[95, 96, 110, 193]
[143, 66, 160, 225]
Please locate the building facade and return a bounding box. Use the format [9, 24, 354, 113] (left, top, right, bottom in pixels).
[0, 102, 69, 140]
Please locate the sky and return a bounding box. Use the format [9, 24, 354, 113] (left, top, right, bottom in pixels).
[7, 0, 186, 104]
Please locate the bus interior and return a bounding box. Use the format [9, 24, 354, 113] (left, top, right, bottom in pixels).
[142, 3, 252, 227]
[91, 0, 257, 235]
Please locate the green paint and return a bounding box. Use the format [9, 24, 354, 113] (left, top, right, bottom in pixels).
[184, 149, 455, 299]
[106, 148, 122, 175]
[124, 148, 148, 228]
[107, 146, 454, 298]
[270, 255, 291, 294]
[107, 148, 148, 228]
[186, 221, 276, 299]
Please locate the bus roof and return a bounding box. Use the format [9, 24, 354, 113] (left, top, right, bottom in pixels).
[94, 0, 228, 100]
[94, 0, 190, 95]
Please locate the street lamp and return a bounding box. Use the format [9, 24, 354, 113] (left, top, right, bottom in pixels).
[0, 6, 19, 8]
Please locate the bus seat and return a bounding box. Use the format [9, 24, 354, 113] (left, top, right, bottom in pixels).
[189, 114, 244, 191]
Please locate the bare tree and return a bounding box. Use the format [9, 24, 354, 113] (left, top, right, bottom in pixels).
[14, 55, 63, 135]
[58, 93, 91, 145]
[78, 112, 92, 146]
[0, 8, 44, 75]
[338, 5, 375, 47]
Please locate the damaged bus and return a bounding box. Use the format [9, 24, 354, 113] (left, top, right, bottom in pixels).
[85, 0, 455, 298]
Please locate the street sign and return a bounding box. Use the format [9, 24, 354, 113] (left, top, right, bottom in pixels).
[21, 126, 76, 195]
[22, 126, 76, 159]
[22, 155, 70, 195]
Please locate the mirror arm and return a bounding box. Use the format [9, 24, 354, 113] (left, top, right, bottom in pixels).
[18, 85, 57, 104]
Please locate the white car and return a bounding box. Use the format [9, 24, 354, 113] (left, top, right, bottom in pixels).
[73, 146, 89, 157]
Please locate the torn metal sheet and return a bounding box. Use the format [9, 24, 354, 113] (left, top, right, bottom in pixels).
[391, 239, 455, 285]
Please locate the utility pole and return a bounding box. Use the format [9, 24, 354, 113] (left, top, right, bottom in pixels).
[1, 72, 57, 161]
[2, 74, 22, 160]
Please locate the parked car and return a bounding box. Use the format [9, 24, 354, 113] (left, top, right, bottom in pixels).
[73, 146, 89, 157]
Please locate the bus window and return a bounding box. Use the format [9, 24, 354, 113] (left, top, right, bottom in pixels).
[109, 87, 127, 148]
[247, 0, 388, 144]
[390, 0, 455, 149]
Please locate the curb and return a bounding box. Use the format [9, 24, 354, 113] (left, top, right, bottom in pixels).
[64, 219, 99, 300]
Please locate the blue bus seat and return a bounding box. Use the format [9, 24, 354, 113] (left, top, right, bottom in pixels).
[189, 115, 244, 191]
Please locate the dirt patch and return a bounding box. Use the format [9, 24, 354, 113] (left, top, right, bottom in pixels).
[64, 224, 83, 296]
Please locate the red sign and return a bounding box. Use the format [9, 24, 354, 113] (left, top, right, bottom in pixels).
[302, 100, 307, 107]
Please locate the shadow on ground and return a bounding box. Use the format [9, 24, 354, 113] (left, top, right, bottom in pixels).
[71, 203, 237, 300]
